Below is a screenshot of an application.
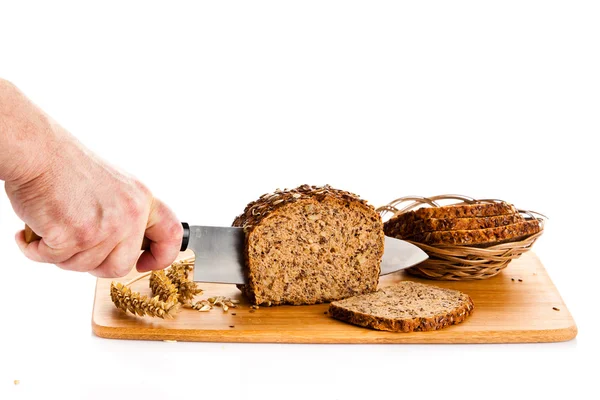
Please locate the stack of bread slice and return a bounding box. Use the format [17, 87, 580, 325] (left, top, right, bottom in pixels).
[384, 201, 542, 247]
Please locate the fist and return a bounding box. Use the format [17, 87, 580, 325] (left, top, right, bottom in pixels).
[5, 138, 183, 278]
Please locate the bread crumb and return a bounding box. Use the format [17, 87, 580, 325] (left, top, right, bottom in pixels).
[552, 307, 560, 311]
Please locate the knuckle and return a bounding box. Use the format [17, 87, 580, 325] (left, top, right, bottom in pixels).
[57, 254, 96, 273]
[166, 221, 183, 241]
[43, 225, 68, 247]
[109, 264, 131, 278]
[74, 225, 97, 249]
[122, 192, 148, 221]
[102, 211, 121, 236]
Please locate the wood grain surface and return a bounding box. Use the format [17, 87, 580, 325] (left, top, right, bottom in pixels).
[92, 251, 577, 344]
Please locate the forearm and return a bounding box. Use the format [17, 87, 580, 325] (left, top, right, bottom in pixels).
[0, 78, 64, 184]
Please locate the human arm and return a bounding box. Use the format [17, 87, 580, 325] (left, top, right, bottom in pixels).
[0, 78, 182, 277]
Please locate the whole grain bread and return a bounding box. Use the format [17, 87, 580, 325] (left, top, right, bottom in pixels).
[329, 281, 474, 332]
[384, 213, 524, 238]
[232, 184, 384, 306]
[389, 202, 517, 231]
[405, 219, 542, 247]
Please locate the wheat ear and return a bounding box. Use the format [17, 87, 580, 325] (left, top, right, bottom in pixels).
[149, 270, 179, 302]
[167, 260, 203, 304]
[110, 282, 180, 319]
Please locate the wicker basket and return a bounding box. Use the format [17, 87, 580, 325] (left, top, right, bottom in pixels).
[376, 195, 545, 281]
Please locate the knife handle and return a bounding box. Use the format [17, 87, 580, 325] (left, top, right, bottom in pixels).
[24, 222, 191, 252]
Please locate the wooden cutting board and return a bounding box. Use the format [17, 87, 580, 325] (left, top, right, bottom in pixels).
[92, 251, 577, 343]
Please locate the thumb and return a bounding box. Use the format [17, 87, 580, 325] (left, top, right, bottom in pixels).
[135, 198, 183, 272]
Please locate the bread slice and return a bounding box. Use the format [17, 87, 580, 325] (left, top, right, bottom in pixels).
[232, 184, 384, 306]
[329, 281, 474, 332]
[385, 213, 524, 238]
[389, 202, 517, 231]
[405, 219, 542, 247]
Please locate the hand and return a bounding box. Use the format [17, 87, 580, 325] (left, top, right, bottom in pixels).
[1, 80, 182, 278]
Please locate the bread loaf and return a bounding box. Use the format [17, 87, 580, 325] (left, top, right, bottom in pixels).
[232, 184, 384, 306]
[329, 281, 474, 332]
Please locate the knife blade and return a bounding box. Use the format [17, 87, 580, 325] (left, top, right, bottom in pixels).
[24, 223, 428, 284]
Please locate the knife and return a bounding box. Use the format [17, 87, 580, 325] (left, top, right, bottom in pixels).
[24, 223, 428, 284]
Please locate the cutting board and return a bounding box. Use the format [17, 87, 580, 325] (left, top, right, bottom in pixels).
[92, 251, 577, 343]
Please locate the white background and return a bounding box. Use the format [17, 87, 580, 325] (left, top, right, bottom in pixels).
[1, 1, 598, 399]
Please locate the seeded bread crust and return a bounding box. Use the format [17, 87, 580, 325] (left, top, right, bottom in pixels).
[329, 281, 474, 332]
[233, 184, 384, 306]
[233, 184, 373, 228]
[384, 214, 524, 238]
[405, 219, 542, 247]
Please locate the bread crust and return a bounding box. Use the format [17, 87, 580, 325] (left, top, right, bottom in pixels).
[329, 281, 474, 332]
[233, 184, 384, 305]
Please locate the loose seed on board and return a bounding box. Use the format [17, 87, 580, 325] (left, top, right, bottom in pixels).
[552, 307, 560, 311]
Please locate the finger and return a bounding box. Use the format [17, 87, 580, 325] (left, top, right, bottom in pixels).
[15, 230, 76, 264]
[136, 198, 182, 273]
[89, 236, 144, 278]
[56, 235, 121, 273]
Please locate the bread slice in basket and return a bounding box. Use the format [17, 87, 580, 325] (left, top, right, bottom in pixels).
[329, 281, 474, 332]
[403, 202, 517, 220]
[403, 220, 542, 247]
[384, 202, 541, 248]
[385, 213, 524, 238]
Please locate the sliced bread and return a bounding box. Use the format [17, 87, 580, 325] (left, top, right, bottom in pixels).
[232, 184, 384, 306]
[388, 202, 517, 231]
[384, 213, 524, 238]
[405, 219, 542, 247]
[329, 281, 474, 332]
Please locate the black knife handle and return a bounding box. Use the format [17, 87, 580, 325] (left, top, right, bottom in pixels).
[180, 222, 190, 251]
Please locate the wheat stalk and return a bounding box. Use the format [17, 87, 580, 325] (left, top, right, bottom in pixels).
[110, 257, 204, 318]
[110, 282, 180, 319]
